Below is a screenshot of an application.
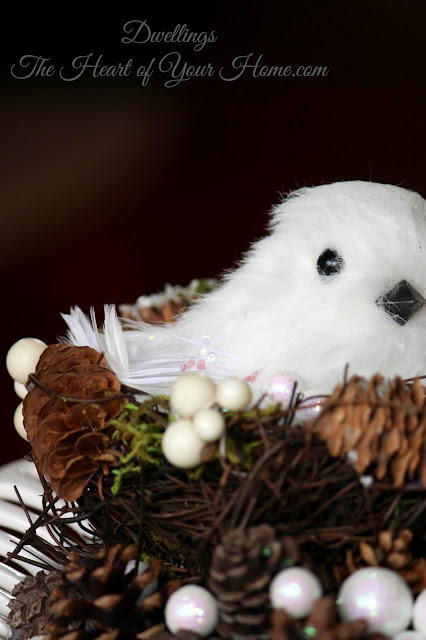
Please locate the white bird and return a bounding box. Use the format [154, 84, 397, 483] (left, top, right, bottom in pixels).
[63, 181, 426, 400]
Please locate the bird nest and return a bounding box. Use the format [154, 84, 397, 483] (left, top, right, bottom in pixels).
[6, 286, 426, 639]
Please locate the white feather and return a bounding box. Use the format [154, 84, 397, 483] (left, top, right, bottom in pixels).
[101, 304, 129, 374]
[61, 306, 100, 350]
[61, 306, 244, 393]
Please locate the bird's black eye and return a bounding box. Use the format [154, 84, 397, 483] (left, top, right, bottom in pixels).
[317, 248, 344, 277]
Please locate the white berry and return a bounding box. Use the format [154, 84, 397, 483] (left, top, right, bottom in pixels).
[193, 409, 225, 442]
[171, 372, 216, 418]
[165, 584, 218, 636]
[14, 380, 27, 400]
[6, 338, 47, 384]
[13, 402, 28, 441]
[216, 377, 252, 411]
[162, 419, 205, 469]
[269, 567, 322, 618]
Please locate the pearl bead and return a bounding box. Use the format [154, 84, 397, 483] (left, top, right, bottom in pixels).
[337, 567, 413, 635]
[6, 337, 47, 384]
[394, 632, 425, 640]
[412, 588, 426, 634]
[193, 409, 225, 442]
[14, 380, 27, 400]
[297, 396, 326, 422]
[162, 419, 205, 469]
[215, 377, 252, 411]
[171, 372, 216, 418]
[165, 585, 218, 636]
[268, 372, 298, 405]
[13, 403, 28, 441]
[269, 567, 322, 618]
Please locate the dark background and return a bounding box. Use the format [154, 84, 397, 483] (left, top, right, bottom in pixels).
[1, 1, 425, 462]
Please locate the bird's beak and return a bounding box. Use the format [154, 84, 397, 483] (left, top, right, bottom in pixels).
[377, 280, 426, 325]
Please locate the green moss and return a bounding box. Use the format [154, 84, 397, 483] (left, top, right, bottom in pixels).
[110, 398, 169, 494]
[109, 396, 267, 493]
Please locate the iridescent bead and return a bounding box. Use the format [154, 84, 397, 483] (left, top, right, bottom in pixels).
[269, 567, 322, 618]
[165, 585, 218, 636]
[336, 567, 413, 635]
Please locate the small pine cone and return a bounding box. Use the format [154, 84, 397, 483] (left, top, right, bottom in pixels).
[8, 569, 64, 639]
[362, 529, 426, 594]
[23, 344, 126, 501]
[136, 300, 187, 324]
[119, 279, 219, 324]
[305, 374, 426, 487]
[400, 557, 426, 593]
[46, 544, 181, 640]
[208, 524, 290, 640]
[269, 595, 389, 640]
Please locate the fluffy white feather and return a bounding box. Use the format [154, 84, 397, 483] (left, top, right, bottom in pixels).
[61, 307, 99, 351]
[63, 181, 426, 399]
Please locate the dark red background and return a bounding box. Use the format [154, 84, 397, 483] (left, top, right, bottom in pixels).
[1, 2, 425, 462]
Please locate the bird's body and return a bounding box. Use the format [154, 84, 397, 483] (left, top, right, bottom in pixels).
[64, 181, 426, 399]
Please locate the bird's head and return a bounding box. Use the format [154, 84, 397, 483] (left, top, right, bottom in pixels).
[234, 181, 426, 388]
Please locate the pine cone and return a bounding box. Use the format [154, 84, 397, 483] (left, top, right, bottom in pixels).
[208, 524, 293, 640]
[119, 279, 218, 324]
[135, 300, 187, 325]
[269, 595, 388, 640]
[359, 529, 413, 569]
[349, 528, 426, 593]
[46, 544, 181, 640]
[8, 569, 64, 639]
[23, 344, 126, 501]
[305, 374, 426, 486]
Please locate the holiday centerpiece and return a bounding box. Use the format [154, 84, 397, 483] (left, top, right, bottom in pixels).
[3, 181, 426, 639]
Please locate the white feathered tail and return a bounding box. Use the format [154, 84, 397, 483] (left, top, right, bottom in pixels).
[61, 306, 245, 395]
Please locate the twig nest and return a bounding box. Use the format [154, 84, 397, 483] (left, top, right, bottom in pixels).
[6, 337, 47, 384]
[165, 584, 218, 636]
[336, 567, 413, 635]
[162, 418, 206, 469]
[14, 380, 27, 400]
[171, 372, 216, 418]
[13, 402, 28, 441]
[193, 409, 225, 442]
[413, 588, 426, 635]
[216, 377, 252, 411]
[269, 567, 322, 618]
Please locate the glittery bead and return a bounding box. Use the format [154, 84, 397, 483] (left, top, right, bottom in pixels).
[393, 632, 425, 640]
[269, 567, 322, 618]
[336, 567, 413, 635]
[412, 588, 426, 635]
[297, 396, 326, 422]
[165, 584, 218, 636]
[268, 372, 297, 405]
